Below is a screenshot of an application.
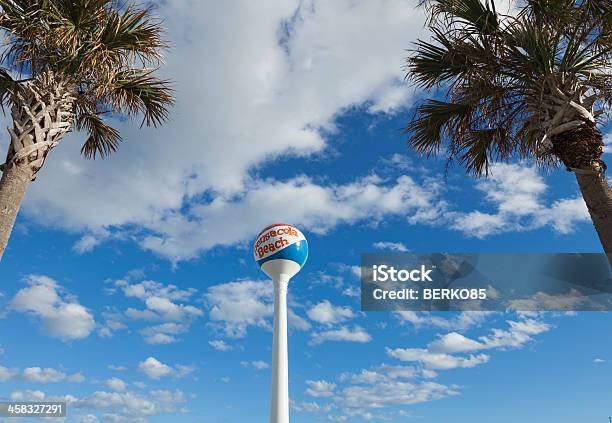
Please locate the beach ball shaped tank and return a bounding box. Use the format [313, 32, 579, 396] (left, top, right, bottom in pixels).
[253, 223, 308, 280]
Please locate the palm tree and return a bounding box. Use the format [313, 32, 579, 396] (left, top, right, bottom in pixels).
[405, 0, 612, 252]
[0, 0, 174, 259]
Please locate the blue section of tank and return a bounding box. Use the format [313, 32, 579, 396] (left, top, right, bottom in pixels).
[256, 240, 309, 268]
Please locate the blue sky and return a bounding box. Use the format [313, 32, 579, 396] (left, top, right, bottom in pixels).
[1, 1, 611, 422]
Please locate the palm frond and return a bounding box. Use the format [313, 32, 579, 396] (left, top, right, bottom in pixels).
[0, 0, 174, 159]
[75, 106, 122, 159]
[77, 114, 122, 159]
[98, 4, 167, 61]
[420, 0, 499, 34]
[406, 100, 473, 156]
[407, 28, 487, 89]
[0, 67, 16, 109]
[101, 69, 174, 127]
[407, 0, 612, 174]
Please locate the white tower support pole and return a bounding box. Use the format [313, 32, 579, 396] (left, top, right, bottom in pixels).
[270, 274, 290, 423]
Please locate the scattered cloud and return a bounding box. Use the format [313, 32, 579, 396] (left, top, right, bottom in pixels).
[0, 365, 84, 384]
[427, 332, 486, 354]
[72, 229, 112, 254]
[307, 301, 355, 326]
[0, 366, 18, 382]
[107, 276, 203, 344]
[241, 360, 270, 370]
[11, 387, 187, 422]
[387, 317, 551, 370]
[386, 347, 490, 370]
[298, 364, 458, 421]
[105, 377, 127, 392]
[97, 317, 127, 339]
[450, 164, 590, 237]
[305, 380, 336, 398]
[138, 174, 447, 261]
[20, 0, 428, 263]
[140, 323, 189, 345]
[209, 340, 233, 352]
[291, 400, 333, 414]
[22, 367, 67, 383]
[372, 241, 409, 252]
[9, 275, 95, 341]
[206, 280, 273, 338]
[309, 326, 372, 345]
[394, 311, 489, 331]
[339, 364, 418, 384]
[137, 357, 193, 380]
[77, 415, 99, 423]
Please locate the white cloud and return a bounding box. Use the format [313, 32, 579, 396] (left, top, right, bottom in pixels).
[17, 0, 428, 261]
[0, 365, 84, 384]
[299, 313, 555, 421]
[386, 347, 490, 370]
[450, 164, 590, 237]
[205, 279, 311, 338]
[316, 368, 458, 422]
[289, 309, 312, 331]
[0, 366, 18, 382]
[137, 357, 192, 380]
[428, 333, 486, 354]
[116, 279, 196, 303]
[394, 311, 489, 331]
[334, 380, 457, 420]
[0, 1, 590, 264]
[140, 323, 188, 345]
[372, 241, 409, 252]
[109, 277, 202, 343]
[10, 390, 48, 402]
[206, 280, 273, 338]
[241, 360, 270, 370]
[138, 357, 171, 380]
[309, 326, 372, 345]
[9, 275, 95, 341]
[98, 318, 127, 339]
[593, 358, 606, 363]
[388, 317, 551, 369]
[138, 174, 446, 261]
[305, 380, 336, 398]
[307, 301, 355, 326]
[291, 400, 333, 414]
[106, 378, 127, 392]
[476, 319, 551, 350]
[339, 365, 418, 384]
[208, 340, 233, 352]
[22, 367, 67, 383]
[69, 373, 86, 383]
[123, 287, 202, 323]
[14, 388, 187, 422]
[72, 229, 112, 254]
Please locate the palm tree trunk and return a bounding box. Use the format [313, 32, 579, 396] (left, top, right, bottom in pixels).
[0, 72, 75, 261]
[574, 171, 612, 254]
[550, 117, 611, 255]
[0, 164, 31, 259]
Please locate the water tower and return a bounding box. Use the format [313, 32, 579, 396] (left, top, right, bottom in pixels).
[254, 224, 308, 423]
